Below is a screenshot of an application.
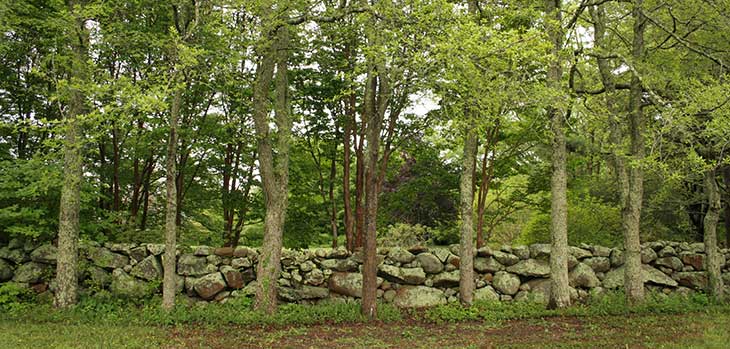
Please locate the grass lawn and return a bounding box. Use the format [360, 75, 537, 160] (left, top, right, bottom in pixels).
[2, 310, 729, 348]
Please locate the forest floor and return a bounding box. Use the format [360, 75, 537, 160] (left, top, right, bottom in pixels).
[2, 310, 729, 349]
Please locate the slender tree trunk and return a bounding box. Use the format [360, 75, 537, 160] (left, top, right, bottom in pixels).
[111, 124, 121, 211]
[361, 54, 390, 319]
[56, 4, 87, 308]
[139, 155, 153, 230]
[254, 24, 291, 314]
[343, 99, 355, 251]
[545, 0, 570, 310]
[459, 123, 477, 306]
[704, 169, 724, 299]
[355, 135, 365, 249]
[329, 148, 339, 248]
[476, 124, 498, 248]
[162, 85, 182, 310]
[722, 166, 730, 248]
[624, 0, 646, 305]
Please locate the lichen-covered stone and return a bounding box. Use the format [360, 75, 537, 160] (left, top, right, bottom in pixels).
[415, 253, 443, 274]
[194, 272, 226, 300]
[569, 247, 592, 260]
[110, 269, 149, 298]
[393, 286, 446, 308]
[0, 247, 28, 264]
[512, 246, 530, 260]
[610, 249, 624, 267]
[0, 258, 14, 281]
[388, 248, 416, 264]
[492, 251, 519, 266]
[493, 271, 520, 295]
[12, 262, 48, 283]
[130, 255, 162, 281]
[177, 254, 208, 276]
[583, 257, 611, 273]
[378, 265, 426, 285]
[673, 271, 707, 290]
[328, 272, 382, 298]
[432, 270, 460, 288]
[474, 286, 499, 301]
[30, 244, 57, 264]
[680, 253, 704, 271]
[655, 256, 683, 271]
[569, 263, 600, 288]
[641, 248, 658, 264]
[89, 247, 129, 269]
[220, 266, 244, 289]
[506, 259, 550, 277]
[529, 244, 551, 260]
[474, 257, 503, 273]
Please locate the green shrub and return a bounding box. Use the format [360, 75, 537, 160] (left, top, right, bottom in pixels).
[378, 223, 429, 247]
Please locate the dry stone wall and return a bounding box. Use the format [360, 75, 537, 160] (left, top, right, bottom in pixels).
[1, 239, 729, 307]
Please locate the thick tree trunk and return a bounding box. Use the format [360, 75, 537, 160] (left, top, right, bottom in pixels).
[624, 0, 646, 306]
[162, 86, 182, 310]
[459, 125, 477, 306]
[254, 24, 291, 314]
[703, 169, 724, 299]
[545, 0, 570, 310]
[56, 4, 87, 308]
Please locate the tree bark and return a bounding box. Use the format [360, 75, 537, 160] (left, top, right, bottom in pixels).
[722, 166, 730, 248]
[624, 0, 646, 306]
[703, 169, 724, 299]
[56, 2, 88, 308]
[545, 0, 570, 310]
[162, 85, 182, 310]
[459, 123, 477, 306]
[254, 23, 291, 314]
[475, 123, 498, 248]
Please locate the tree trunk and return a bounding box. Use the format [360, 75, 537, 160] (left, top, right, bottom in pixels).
[722, 165, 730, 248]
[254, 24, 291, 314]
[475, 123, 498, 248]
[56, 4, 87, 308]
[329, 148, 339, 248]
[459, 124, 477, 306]
[343, 96, 355, 251]
[162, 85, 182, 310]
[545, 0, 570, 310]
[624, 0, 646, 306]
[704, 169, 724, 299]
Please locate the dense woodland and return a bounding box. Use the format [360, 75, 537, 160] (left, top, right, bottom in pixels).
[1, 0, 729, 314]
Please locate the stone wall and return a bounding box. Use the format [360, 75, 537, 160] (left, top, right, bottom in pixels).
[1, 239, 729, 307]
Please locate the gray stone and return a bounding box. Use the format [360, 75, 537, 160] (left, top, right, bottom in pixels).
[658, 246, 677, 258]
[492, 251, 519, 266]
[569, 263, 600, 288]
[610, 249, 624, 267]
[129, 246, 148, 263]
[680, 253, 705, 271]
[393, 286, 446, 308]
[146, 244, 165, 256]
[192, 246, 213, 256]
[603, 265, 678, 289]
[432, 248, 452, 263]
[231, 257, 252, 269]
[110, 269, 150, 298]
[130, 255, 162, 281]
[328, 247, 350, 259]
[300, 260, 316, 272]
[328, 272, 382, 298]
[583, 257, 611, 273]
[177, 254, 208, 276]
[416, 253, 443, 274]
[0, 247, 28, 264]
[477, 246, 494, 257]
[512, 246, 530, 260]
[506, 259, 550, 277]
[474, 286, 499, 301]
[524, 278, 551, 304]
[305, 268, 325, 286]
[278, 286, 329, 301]
[432, 270, 460, 287]
[689, 243, 705, 253]
[233, 246, 257, 258]
[570, 247, 592, 260]
[220, 266, 244, 289]
[320, 258, 359, 272]
[378, 265, 426, 285]
[194, 272, 226, 300]
[641, 248, 658, 264]
[474, 257, 503, 273]
[0, 258, 14, 281]
[673, 271, 707, 290]
[493, 271, 521, 295]
[529, 244, 551, 260]
[89, 247, 129, 269]
[591, 245, 612, 258]
[12, 262, 48, 283]
[568, 255, 579, 270]
[384, 289, 397, 302]
[30, 244, 57, 264]
[655, 256, 684, 271]
[388, 248, 416, 264]
[86, 266, 112, 287]
[206, 255, 223, 266]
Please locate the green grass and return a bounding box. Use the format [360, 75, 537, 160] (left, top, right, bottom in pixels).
[1, 291, 729, 348]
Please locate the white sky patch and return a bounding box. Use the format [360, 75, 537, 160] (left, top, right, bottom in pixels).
[405, 91, 440, 117]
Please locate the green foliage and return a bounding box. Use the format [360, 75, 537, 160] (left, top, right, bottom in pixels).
[377, 223, 429, 247]
[0, 283, 34, 311]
